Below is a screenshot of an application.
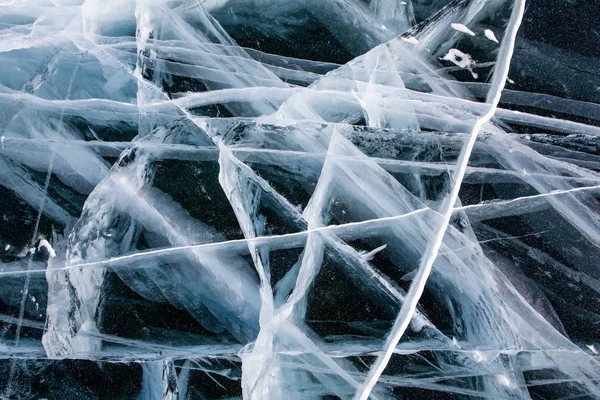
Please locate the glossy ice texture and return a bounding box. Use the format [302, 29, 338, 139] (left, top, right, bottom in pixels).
[0, 0, 599, 399]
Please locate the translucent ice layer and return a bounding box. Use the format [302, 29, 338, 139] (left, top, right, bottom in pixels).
[0, 0, 599, 399]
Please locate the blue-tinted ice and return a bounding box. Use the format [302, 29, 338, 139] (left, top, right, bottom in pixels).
[0, 0, 599, 398]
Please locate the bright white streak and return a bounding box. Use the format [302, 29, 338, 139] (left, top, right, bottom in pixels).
[354, 0, 527, 398]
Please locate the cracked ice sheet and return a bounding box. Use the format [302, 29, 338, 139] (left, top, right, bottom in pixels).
[0, 0, 599, 398]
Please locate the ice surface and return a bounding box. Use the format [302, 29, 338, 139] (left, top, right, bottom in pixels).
[0, 0, 599, 398]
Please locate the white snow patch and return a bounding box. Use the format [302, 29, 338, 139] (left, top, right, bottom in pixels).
[38, 239, 56, 258]
[451, 23, 475, 36]
[409, 316, 425, 333]
[440, 48, 478, 78]
[441, 48, 475, 68]
[587, 344, 599, 354]
[484, 29, 499, 43]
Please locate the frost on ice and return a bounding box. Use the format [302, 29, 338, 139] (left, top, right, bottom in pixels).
[0, 0, 599, 399]
[440, 48, 478, 78]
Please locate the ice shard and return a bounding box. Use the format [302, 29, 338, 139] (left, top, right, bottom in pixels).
[0, 0, 599, 398]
